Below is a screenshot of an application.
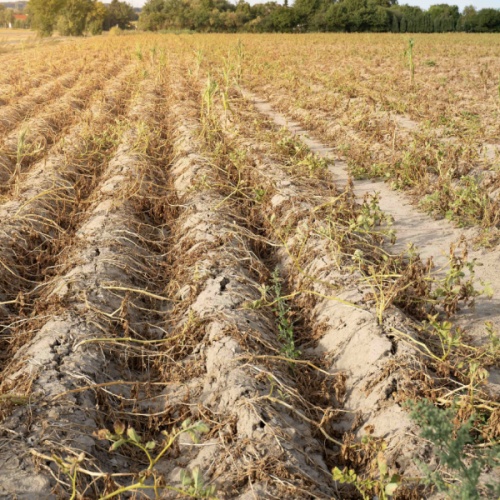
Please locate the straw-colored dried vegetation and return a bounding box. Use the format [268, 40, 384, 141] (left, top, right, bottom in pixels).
[0, 33, 498, 499]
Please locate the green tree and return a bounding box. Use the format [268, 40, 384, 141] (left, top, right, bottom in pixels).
[57, 0, 94, 35]
[105, 0, 137, 30]
[266, 5, 298, 31]
[0, 7, 16, 28]
[187, 0, 234, 31]
[28, 0, 65, 36]
[474, 8, 500, 32]
[235, 0, 252, 26]
[390, 10, 399, 31]
[456, 7, 500, 33]
[136, 0, 500, 34]
[390, 4, 431, 32]
[293, 0, 322, 26]
[313, 0, 391, 32]
[457, 5, 476, 31]
[86, 0, 107, 34]
[315, 1, 349, 31]
[138, 0, 167, 31]
[371, 5, 391, 31]
[428, 3, 459, 32]
[351, 0, 392, 31]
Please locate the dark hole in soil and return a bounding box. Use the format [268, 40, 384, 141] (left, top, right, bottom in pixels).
[219, 277, 229, 291]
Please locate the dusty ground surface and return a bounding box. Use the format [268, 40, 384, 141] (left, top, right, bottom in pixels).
[0, 33, 498, 499]
[0, 29, 35, 44]
[244, 90, 500, 359]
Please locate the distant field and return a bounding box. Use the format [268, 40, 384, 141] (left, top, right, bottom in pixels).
[0, 28, 34, 43]
[0, 28, 72, 53]
[0, 33, 499, 499]
[234, 33, 500, 223]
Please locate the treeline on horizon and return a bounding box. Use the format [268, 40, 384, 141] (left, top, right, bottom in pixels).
[139, 0, 500, 33]
[17, 0, 500, 36]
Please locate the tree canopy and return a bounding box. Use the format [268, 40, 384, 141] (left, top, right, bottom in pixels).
[25, 0, 500, 35]
[28, 0, 137, 36]
[138, 0, 500, 33]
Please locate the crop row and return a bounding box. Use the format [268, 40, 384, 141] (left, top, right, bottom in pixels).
[0, 42, 114, 105]
[0, 35, 498, 499]
[190, 34, 500, 233]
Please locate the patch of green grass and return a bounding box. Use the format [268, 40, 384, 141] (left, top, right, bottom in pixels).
[271, 268, 300, 359]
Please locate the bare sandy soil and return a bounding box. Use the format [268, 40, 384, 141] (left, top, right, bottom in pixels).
[0, 34, 498, 499]
[244, 90, 500, 352]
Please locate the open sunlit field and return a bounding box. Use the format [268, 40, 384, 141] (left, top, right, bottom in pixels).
[0, 32, 499, 499]
[0, 28, 59, 54]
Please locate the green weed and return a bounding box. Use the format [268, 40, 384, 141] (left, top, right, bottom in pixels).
[333, 439, 401, 499]
[271, 268, 300, 359]
[406, 38, 415, 87]
[408, 399, 500, 499]
[34, 419, 214, 499]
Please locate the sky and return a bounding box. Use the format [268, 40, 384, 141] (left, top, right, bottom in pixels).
[127, 0, 500, 9]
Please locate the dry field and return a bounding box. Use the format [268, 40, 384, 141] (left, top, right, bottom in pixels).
[0, 29, 35, 45]
[0, 33, 499, 499]
[0, 29, 67, 55]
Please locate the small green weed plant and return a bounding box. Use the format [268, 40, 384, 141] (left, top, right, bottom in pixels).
[271, 268, 300, 359]
[333, 438, 401, 499]
[35, 419, 215, 499]
[408, 399, 500, 500]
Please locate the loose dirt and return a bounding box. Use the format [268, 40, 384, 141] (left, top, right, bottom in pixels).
[243, 89, 500, 351]
[0, 34, 498, 500]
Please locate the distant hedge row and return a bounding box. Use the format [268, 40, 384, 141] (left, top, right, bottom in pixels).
[138, 0, 500, 33]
